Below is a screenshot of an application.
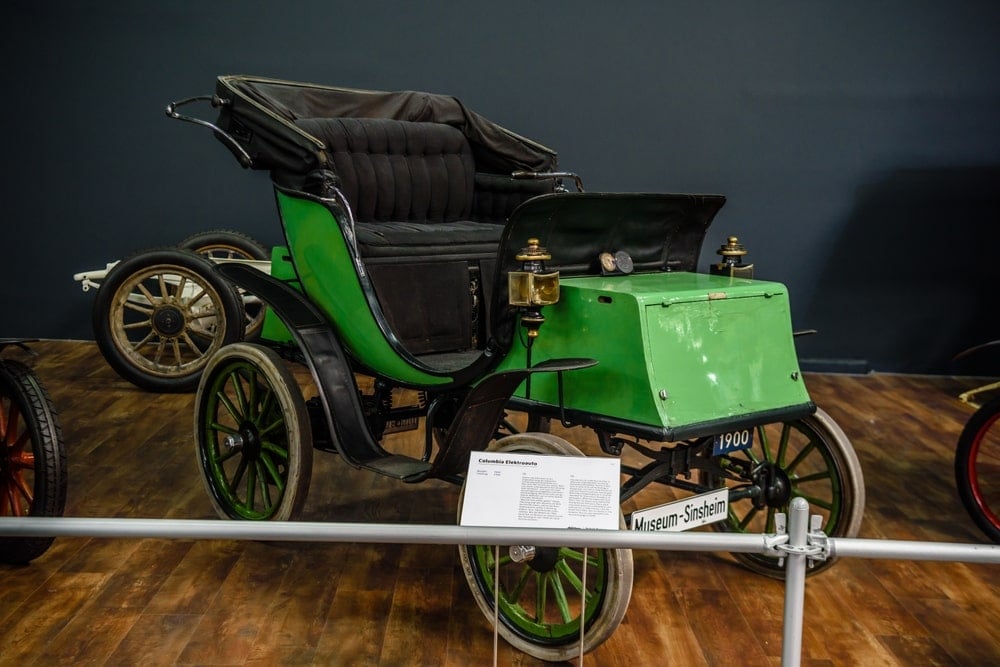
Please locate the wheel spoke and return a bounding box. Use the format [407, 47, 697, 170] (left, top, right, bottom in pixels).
[245, 460, 258, 508]
[187, 310, 219, 322]
[258, 386, 275, 423]
[258, 415, 286, 440]
[3, 402, 20, 445]
[548, 570, 574, 624]
[152, 338, 168, 365]
[508, 565, 532, 602]
[215, 390, 243, 425]
[736, 503, 760, 530]
[229, 372, 250, 417]
[784, 440, 818, 474]
[775, 423, 792, 467]
[260, 439, 289, 461]
[136, 282, 160, 306]
[231, 457, 248, 491]
[170, 338, 183, 367]
[558, 546, 599, 568]
[11, 446, 35, 469]
[793, 469, 833, 485]
[179, 331, 202, 355]
[175, 275, 189, 299]
[255, 461, 272, 510]
[11, 471, 33, 506]
[764, 506, 777, 533]
[554, 559, 585, 595]
[3, 485, 24, 517]
[156, 274, 170, 300]
[755, 424, 771, 464]
[186, 287, 209, 308]
[535, 573, 547, 623]
[259, 451, 286, 493]
[129, 331, 156, 351]
[123, 300, 155, 317]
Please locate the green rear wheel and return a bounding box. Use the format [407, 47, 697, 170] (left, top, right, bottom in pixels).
[458, 433, 632, 661]
[194, 343, 312, 521]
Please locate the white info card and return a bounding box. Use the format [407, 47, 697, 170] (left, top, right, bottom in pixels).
[460, 452, 620, 530]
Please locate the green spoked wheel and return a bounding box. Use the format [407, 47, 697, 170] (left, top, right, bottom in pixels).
[458, 433, 633, 661]
[194, 343, 312, 521]
[0, 359, 66, 564]
[703, 407, 865, 578]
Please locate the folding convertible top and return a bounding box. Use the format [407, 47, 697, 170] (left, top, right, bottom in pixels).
[212, 75, 558, 175]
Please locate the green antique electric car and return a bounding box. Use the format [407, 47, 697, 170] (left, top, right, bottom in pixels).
[155, 76, 864, 661]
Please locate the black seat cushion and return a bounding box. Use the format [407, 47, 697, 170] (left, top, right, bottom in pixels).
[355, 220, 503, 262]
[295, 117, 475, 224]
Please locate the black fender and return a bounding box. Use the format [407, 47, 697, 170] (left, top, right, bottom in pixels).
[216, 262, 407, 473]
[429, 357, 598, 481]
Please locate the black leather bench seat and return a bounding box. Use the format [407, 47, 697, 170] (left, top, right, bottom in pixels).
[291, 115, 545, 355]
[355, 220, 503, 262]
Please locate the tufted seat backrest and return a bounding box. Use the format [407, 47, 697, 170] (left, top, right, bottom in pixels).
[294, 117, 475, 223]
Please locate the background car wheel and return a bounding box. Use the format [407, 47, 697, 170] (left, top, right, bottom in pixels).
[0, 359, 66, 564]
[178, 230, 269, 341]
[955, 395, 1000, 543]
[92, 248, 245, 392]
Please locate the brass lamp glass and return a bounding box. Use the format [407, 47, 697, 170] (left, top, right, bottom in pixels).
[508, 270, 560, 307]
[509, 237, 560, 307]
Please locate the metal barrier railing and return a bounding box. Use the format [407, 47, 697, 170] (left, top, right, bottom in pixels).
[3, 499, 999, 667]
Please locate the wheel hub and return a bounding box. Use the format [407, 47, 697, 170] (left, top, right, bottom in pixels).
[152, 305, 186, 337]
[752, 462, 792, 509]
[509, 544, 560, 572]
[233, 422, 261, 460]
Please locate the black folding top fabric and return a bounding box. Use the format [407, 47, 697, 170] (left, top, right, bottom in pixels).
[212, 75, 558, 176]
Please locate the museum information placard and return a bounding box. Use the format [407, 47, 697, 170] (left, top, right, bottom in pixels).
[460, 452, 620, 530]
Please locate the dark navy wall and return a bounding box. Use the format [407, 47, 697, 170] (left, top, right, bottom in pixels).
[3, 1, 998, 374]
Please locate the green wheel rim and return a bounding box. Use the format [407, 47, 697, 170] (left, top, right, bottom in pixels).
[466, 544, 609, 645]
[199, 359, 292, 520]
[731, 420, 845, 535]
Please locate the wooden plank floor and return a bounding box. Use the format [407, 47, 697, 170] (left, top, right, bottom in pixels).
[2, 340, 998, 666]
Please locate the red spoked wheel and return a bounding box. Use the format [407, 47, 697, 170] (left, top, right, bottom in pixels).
[0, 359, 66, 564]
[955, 395, 1000, 543]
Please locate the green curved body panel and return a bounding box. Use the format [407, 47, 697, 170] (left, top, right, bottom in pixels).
[272, 190, 455, 387]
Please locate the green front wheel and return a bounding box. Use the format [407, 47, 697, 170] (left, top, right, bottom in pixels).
[458, 433, 633, 661]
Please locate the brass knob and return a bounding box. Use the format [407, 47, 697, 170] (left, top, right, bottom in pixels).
[515, 238, 552, 262]
[717, 236, 748, 258]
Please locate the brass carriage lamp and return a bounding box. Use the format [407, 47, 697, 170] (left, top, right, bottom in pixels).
[509, 238, 560, 339]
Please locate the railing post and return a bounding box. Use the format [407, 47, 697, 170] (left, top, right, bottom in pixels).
[780, 497, 810, 667]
